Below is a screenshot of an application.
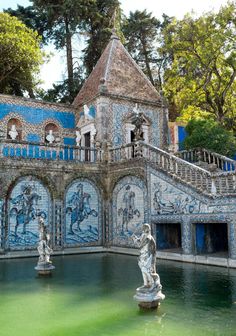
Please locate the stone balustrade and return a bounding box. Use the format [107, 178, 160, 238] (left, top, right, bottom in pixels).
[0, 140, 102, 163]
[1, 139, 236, 195]
[176, 148, 236, 171]
[109, 142, 236, 195]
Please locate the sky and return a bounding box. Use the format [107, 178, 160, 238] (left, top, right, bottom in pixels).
[0, 0, 230, 90]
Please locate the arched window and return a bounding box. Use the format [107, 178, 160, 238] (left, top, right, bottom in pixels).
[7, 118, 22, 141]
[44, 123, 59, 144]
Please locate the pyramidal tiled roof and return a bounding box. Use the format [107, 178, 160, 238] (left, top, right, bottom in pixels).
[73, 34, 161, 107]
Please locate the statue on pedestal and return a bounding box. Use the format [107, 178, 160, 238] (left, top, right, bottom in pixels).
[8, 124, 18, 140]
[46, 130, 55, 144]
[75, 130, 81, 146]
[131, 104, 145, 141]
[132, 223, 165, 309]
[35, 216, 55, 275]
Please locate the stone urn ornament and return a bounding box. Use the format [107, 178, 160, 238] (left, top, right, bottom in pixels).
[132, 223, 165, 309]
[8, 124, 18, 140]
[46, 130, 55, 144]
[35, 216, 55, 275]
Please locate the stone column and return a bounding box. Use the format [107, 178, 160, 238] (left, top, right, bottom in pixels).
[0, 199, 4, 252]
[96, 95, 110, 145]
[103, 199, 111, 247]
[53, 200, 63, 250]
[181, 216, 193, 255]
[160, 92, 169, 150]
[228, 217, 236, 259]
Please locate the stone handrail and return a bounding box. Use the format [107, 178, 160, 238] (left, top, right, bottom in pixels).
[176, 148, 236, 171]
[109, 142, 236, 195]
[0, 140, 102, 163]
[109, 142, 215, 194]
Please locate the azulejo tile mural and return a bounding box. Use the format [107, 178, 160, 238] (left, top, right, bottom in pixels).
[112, 176, 148, 247]
[151, 176, 202, 215]
[150, 170, 236, 216]
[65, 179, 101, 246]
[8, 177, 50, 250]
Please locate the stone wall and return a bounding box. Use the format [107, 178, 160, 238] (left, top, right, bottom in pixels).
[0, 158, 106, 252]
[0, 94, 76, 145]
[148, 166, 236, 259]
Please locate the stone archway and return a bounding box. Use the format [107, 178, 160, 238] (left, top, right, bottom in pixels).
[64, 179, 102, 247]
[7, 176, 51, 251]
[111, 175, 148, 247]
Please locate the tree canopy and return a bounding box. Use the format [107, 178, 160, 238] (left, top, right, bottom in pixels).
[161, 2, 236, 129]
[123, 10, 160, 86]
[82, 0, 122, 77]
[183, 119, 236, 157]
[0, 12, 43, 97]
[5, 1, 122, 102]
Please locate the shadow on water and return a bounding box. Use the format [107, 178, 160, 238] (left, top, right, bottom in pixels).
[0, 254, 236, 336]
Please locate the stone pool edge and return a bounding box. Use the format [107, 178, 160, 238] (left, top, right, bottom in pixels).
[1, 246, 236, 269]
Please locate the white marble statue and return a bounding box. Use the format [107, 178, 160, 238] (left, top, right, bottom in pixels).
[83, 104, 91, 120]
[8, 124, 18, 140]
[132, 224, 158, 289]
[133, 223, 165, 308]
[76, 130, 81, 146]
[46, 130, 55, 144]
[133, 103, 139, 115]
[37, 217, 53, 264]
[90, 125, 97, 144]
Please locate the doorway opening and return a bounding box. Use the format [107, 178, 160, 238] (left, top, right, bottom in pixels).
[156, 223, 182, 252]
[195, 223, 228, 257]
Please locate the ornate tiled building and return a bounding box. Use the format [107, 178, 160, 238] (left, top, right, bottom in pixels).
[1, 33, 236, 267]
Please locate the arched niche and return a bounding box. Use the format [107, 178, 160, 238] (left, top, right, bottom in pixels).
[45, 122, 60, 144]
[7, 118, 22, 141]
[65, 179, 101, 246]
[112, 175, 148, 247]
[7, 176, 51, 250]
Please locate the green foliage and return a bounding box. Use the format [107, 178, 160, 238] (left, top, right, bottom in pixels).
[184, 119, 236, 157]
[0, 12, 43, 97]
[177, 106, 213, 123]
[123, 10, 160, 86]
[82, 0, 123, 76]
[4, 5, 48, 44]
[31, 0, 95, 101]
[162, 2, 236, 129]
[32, 0, 94, 48]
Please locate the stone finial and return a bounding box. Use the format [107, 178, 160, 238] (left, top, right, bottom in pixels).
[99, 78, 108, 93]
[110, 7, 120, 40]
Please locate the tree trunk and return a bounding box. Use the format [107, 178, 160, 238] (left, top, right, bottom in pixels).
[141, 37, 154, 86]
[65, 17, 74, 99]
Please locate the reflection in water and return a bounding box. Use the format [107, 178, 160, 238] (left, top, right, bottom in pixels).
[0, 254, 236, 336]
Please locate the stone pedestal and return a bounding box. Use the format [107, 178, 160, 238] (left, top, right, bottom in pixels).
[134, 287, 165, 310]
[35, 262, 55, 276]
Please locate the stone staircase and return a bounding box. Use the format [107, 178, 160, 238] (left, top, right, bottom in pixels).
[109, 143, 236, 196]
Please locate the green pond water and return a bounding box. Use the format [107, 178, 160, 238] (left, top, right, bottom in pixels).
[0, 253, 236, 336]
